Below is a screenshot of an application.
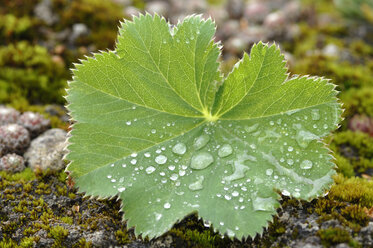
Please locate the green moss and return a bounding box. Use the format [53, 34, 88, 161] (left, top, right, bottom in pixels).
[341, 87, 373, 117]
[334, 154, 355, 177]
[0, 41, 68, 105]
[48, 225, 69, 246]
[341, 205, 369, 226]
[317, 227, 360, 247]
[329, 174, 373, 207]
[0, 14, 34, 43]
[52, 0, 124, 50]
[60, 216, 74, 225]
[0, 168, 36, 182]
[115, 229, 130, 245]
[328, 131, 373, 174]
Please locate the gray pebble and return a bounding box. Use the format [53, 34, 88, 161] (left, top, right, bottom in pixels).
[24, 128, 67, 171]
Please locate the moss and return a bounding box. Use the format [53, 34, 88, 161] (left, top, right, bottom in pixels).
[0, 14, 35, 43]
[341, 205, 369, 227]
[51, 0, 124, 50]
[334, 154, 355, 177]
[0, 168, 36, 182]
[317, 227, 358, 247]
[48, 225, 69, 246]
[329, 174, 373, 207]
[341, 87, 373, 117]
[0, 41, 68, 105]
[115, 229, 130, 245]
[328, 131, 373, 174]
[60, 216, 74, 225]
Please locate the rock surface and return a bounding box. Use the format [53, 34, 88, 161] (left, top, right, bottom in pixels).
[24, 128, 67, 171]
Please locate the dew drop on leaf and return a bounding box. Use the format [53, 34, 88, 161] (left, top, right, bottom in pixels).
[311, 109, 320, 120]
[188, 175, 204, 191]
[244, 123, 259, 133]
[300, 160, 313, 170]
[266, 169, 273, 176]
[164, 202, 171, 209]
[172, 143, 187, 155]
[232, 191, 239, 197]
[218, 144, 233, 158]
[155, 155, 167, 165]
[118, 187, 126, 192]
[146, 166, 156, 174]
[194, 134, 210, 150]
[223, 152, 251, 183]
[170, 174, 178, 181]
[190, 152, 214, 170]
[282, 190, 291, 196]
[252, 196, 276, 211]
[293, 124, 319, 148]
[168, 165, 175, 171]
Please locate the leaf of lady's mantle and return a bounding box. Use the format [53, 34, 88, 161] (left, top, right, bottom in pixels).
[66, 14, 342, 239]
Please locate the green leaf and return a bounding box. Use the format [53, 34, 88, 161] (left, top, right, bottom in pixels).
[66, 14, 342, 239]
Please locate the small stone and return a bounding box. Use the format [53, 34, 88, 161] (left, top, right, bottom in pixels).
[0, 106, 20, 125]
[24, 128, 67, 171]
[18, 112, 50, 138]
[0, 124, 30, 155]
[0, 153, 25, 173]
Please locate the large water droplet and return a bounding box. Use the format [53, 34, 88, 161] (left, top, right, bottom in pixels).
[266, 169, 273, 176]
[146, 166, 156, 174]
[252, 196, 276, 211]
[172, 143, 187, 155]
[223, 152, 251, 183]
[293, 124, 319, 148]
[164, 202, 171, 209]
[244, 123, 259, 133]
[194, 134, 210, 150]
[218, 144, 233, 158]
[155, 155, 167, 165]
[300, 160, 313, 170]
[190, 152, 214, 170]
[311, 109, 320, 120]
[188, 176, 204, 191]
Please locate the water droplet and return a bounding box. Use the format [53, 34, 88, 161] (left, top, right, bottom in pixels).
[323, 124, 328, 129]
[220, 222, 224, 226]
[194, 134, 210, 150]
[188, 176, 204, 191]
[155, 213, 162, 221]
[203, 220, 211, 228]
[249, 144, 256, 149]
[179, 170, 186, 176]
[244, 123, 259, 133]
[163, 40, 167, 44]
[131, 153, 137, 157]
[218, 144, 233, 158]
[146, 166, 156, 174]
[130, 159, 137, 165]
[266, 169, 273, 176]
[164, 202, 171, 209]
[172, 143, 187, 155]
[190, 152, 214, 170]
[144, 152, 151, 158]
[282, 190, 291, 196]
[111, 179, 116, 183]
[252, 196, 276, 211]
[300, 160, 313, 170]
[223, 152, 251, 183]
[170, 173, 178, 181]
[126, 121, 132, 126]
[118, 187, 126, 192]
[293, 124, 319, 148]
[287, 159, 294, 165]
[224, 195, 231, 200]
[155, 155, 167, 165]
[311, 109, 320, 120]
[122, 164, 127, 168]
[288, 146, 294, 152]
[269, 121, 274, 126]
[160, 172, 165, 176]
[168, 165, 175, 171]
[232, 191, 239, 197]
[151, 129, 156, 134]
